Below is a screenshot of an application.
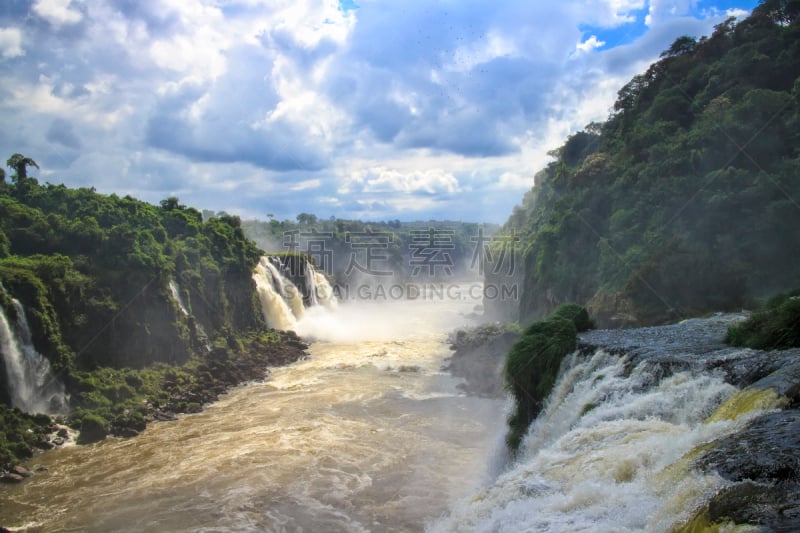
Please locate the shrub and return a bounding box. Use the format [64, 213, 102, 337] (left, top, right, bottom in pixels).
[726, 289, 800, 349]
[552, 303, 596, 332]
[504, 315, 578, 451]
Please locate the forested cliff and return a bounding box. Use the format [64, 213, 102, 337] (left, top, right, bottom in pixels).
[0, 162, 307, 465]
[0, 172, 264, 374]
[505, 0, 800, 327]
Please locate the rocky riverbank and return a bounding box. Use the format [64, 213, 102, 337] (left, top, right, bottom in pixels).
[0, 330, 308, 481]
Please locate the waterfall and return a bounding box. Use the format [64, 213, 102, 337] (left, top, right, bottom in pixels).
[305, 264, 319, 307]
[253, 258, 300, 331]
[432, 348, 765, 532]
[0, 298, 68, 415]
[310, 264, 338, 310]
[169, 280, 211, 352]
[169, 280, 190, 316]
[266, 257, 305, 320]
[252, 256, 339, 331]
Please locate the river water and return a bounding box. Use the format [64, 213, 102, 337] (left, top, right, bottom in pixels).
[0, 290, 508, 532]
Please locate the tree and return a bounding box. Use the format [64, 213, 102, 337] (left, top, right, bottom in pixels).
[160, 196, 181, 210]
[660, 36, 697, 58]
[296, 213, 318, 226]
[6, 153, 39, 182]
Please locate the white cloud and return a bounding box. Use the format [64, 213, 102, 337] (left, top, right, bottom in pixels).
[576, 35, 606, 53]
[495, 171, 533, 190]
[291, 178, 322, 191]
[0, 28, 24, 58]
[584, 0, 647, 26]
[341, 167, 461, 195]
[0, 0, 758, 223]
[645, 0, 698, 26]
[33, 0, 83, 27]
[444, 31, 518, 73]
[726, 8, 750, 18]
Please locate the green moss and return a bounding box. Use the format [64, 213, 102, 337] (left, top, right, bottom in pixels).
[552, 303, 596, 332]
[77, 413, 109, 444]
[504, 314, 578, 451]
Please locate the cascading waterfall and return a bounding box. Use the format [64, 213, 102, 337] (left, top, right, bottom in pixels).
[312, 267, 337, 310]
[252, 256, 339, 331]
[0, 298, 68, 415]
[305, 265, 319, 307]
[433, 347, 766, 532]
[169, 280, 190, 316]
[169, 279, 211, 351]
[253, 258, 299, 331]
[266, 257, 305, 320]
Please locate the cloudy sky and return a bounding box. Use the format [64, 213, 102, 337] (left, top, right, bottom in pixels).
[0, 0, 758, 223]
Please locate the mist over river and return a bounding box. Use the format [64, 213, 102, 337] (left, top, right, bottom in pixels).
[0, 287, 508, 532]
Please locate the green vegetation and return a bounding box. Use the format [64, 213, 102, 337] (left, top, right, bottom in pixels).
[726, 288, 800, 349]
[0, 406, 53, 467]
[551, 303, 596, 332]
[504, 304, 593, 451]
[0, 158, 304, 468]
[505, 1, 800, 327]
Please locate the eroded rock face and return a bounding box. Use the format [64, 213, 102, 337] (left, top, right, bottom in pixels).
[445, 323, 519, 398]
[696, 410, 800, 531]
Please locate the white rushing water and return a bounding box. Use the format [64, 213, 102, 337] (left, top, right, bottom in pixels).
[253, 257, 301, 330]
[252, 256, 339, 330]
[0, 283, 506, 531]
[0, 298, 68, 415]
[168, 279, 190, 316]
[432, 349, 765, 532]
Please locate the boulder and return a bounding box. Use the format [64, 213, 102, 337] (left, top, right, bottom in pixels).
[10, 465, 32, 477]
[0, 473, 25, 483]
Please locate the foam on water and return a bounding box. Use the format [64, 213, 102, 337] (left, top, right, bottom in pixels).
[431, 349, 759, 532]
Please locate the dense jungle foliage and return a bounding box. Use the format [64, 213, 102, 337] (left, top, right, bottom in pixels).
[0, 159, 281, 466]
[506, 0, 800, 326]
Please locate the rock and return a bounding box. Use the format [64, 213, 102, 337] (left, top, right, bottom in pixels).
[35, 466, 48, 473]
[697, 410, 800, 484]
[0, 473, 25, 483]
[77, 415, 110, 444]
[11, 465, 32, 477]
[445, 325, 519, 398]
[112, 427, 140, 438]
[154, 411, 178, 422]
[35, 440, 55, 450]
[57, 427, 69, 438]
[696, 409, 800, 531]
[52, 436, 65, 446]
